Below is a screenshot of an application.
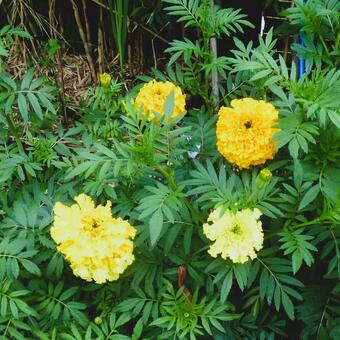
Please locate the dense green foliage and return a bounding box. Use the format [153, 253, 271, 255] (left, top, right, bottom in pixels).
[0, 0, 339, 339]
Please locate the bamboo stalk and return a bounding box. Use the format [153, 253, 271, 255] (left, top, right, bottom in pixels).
[98, 3, 104, 73]
[210, 0, 219, 109]
[90, 0, 169, 44]
[81, 0, 91, 49]
[48, 0, 67, 124]
[283, 1, 295, 61]
[70, 0, 96, 81]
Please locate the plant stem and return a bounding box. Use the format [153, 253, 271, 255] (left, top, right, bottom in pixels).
[155, 165, 204, 224]
[5, 113, 24, 152]
[70, 0, 96, 81]
[290, 217, 327, 229]
[319, 35, 330, 57]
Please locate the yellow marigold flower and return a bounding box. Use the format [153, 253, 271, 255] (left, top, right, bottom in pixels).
[135, 80, 186, 120]
[50, 194, 136, 284]
[203, 207, 264, 264]
[99, 73, 111, 88]
[216, 98, 280, 169]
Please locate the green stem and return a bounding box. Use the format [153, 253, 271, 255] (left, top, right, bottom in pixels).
[5, 113, 24, 152]
[104, 92, 110, 126]
[290, 217, 327, 229]
[319, 35, 330, 57]
[202, 35, 213, 115]
[155, 165, 204, 224]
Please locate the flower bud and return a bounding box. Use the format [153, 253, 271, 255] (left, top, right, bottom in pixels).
[94, 316, 102, 325]
[259, 168, 272, 182]
[99, 73, 111, 88]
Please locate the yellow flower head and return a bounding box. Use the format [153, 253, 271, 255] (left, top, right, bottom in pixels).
[203, 207, 264, 264]
[216, 98, 280, 169]
[135, 80, 186, 120]
[50, 194, 136, 284]
[99, 73, 111, 88]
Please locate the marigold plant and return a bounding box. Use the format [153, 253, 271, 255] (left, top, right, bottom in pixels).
[1, 1, 339, 338]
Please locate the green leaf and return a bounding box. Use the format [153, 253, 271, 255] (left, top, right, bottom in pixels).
[149, 209, 163, 246]
[1, 296, 8, 317]
[37, 93, 56, 114]
[132, 318, 143, 340]
[281, 291, 295, 320]
[9, 28, 32, 39]
[220, 271, 233, 303]
[299, 184, 320, 210]
[27, 93, 43, 119]
[20, 259, 41, 276]
[328, 110, 340, 128]
[164, 91, 175, 120]
[17, 93, 29, 122]
[21, 68, 34, 90]
[292, 251, 303, 274]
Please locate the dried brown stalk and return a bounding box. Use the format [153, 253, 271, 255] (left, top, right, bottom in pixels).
[70, 0, 96, 81]
[98, 4, 104, 73]
[90, 0, 169, 44]
[81, 0, 91, 49]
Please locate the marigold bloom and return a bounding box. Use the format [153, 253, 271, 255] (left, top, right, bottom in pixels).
[50, 194, 136, 284]
[99, 73, 111, 88]
[216, 98, 280, 169]
[203, 207, 264, 264]
[135, 80, 186, 120]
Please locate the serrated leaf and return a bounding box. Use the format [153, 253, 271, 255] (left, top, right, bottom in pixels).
[27, 93, 43, 119]
[299, 184, 320, 210]
[149, 209, 163, 246]
[17, 93, 28, 122]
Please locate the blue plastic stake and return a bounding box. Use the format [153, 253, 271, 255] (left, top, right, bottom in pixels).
[298, 0, 306, 79]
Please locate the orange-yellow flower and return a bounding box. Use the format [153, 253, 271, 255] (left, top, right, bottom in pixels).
[135, 80, 186, 120]
[216, 98, 280, 169]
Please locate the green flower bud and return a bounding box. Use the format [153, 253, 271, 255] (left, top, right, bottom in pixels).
[94, 316, 103, 325]
[259, 168, 272, 182]
[256, 168, 272, 189]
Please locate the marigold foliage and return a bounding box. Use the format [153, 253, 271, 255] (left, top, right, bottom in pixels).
[216, 98, 280, 169]
[99, 73, 111, 88]
[135, 79, 186, 120]
[50, 194, 136, 284]
[203, 207, 264, 264]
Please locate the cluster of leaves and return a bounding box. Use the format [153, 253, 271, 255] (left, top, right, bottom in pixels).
[162, 0, 253, 109]
[282, 0, 340, 72]
[0, 0, 339, 338]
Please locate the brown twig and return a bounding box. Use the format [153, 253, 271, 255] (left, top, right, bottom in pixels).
[283, 1, 295, 61]
[178, 266, 192, 303]
[81, 0, 92, 50]
[90, 0, 169, 44]
[210, 0, 219, 109]
[98, 4, 104, 74]
[70, 0, 96, 81]
[48, 0, 67, 124]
